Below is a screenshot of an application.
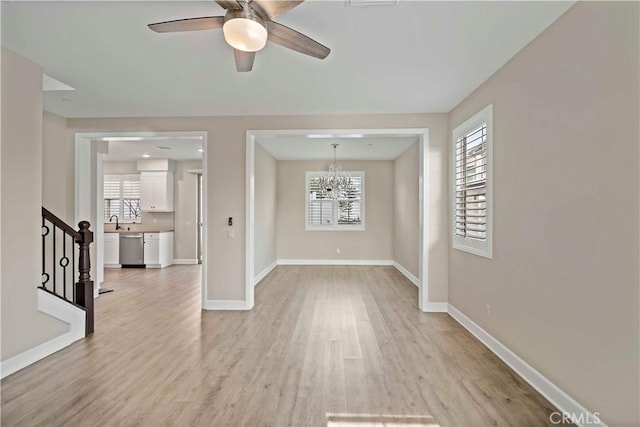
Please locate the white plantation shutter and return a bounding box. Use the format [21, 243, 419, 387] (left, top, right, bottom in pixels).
[308, 176, 334, 225]
[122, 176, 141, 221]
[306, 171, 365, 230]
[104, 176, 121, 220]
[452, 104, 492, 258]
[337, 175, 362, 225]
[104, 174, 141, 222]
[455, 124, 487, 240]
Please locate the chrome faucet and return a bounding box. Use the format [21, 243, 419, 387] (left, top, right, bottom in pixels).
[109, 215, 121, 230]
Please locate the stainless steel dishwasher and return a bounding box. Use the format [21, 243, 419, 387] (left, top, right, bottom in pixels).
[119, 233, 145, 267]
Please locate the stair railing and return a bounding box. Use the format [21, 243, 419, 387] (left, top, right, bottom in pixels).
[41, 207, 94, 335]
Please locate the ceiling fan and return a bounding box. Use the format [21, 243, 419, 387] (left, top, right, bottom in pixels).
[148, 0, 330, 72]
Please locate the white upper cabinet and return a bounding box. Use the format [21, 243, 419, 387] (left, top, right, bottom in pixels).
[140, 171, 174, 212]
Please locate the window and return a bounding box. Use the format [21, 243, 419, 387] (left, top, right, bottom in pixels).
[452, 104, 493, 258]
[104, 174, 141, 223]
[305, 171, 365, 231]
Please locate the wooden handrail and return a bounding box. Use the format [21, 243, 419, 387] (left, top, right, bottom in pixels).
[42, 207, 80, 239]
[41, 208, 94, 336]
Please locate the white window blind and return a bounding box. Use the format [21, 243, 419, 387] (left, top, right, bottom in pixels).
[122, 178, 141, 221]
[306, 171, 365, 231]
[455, 124, 487, 240]
[452, 104, 493, 258]
[104, 175, 141, 223]
[104, 176, 121, 220]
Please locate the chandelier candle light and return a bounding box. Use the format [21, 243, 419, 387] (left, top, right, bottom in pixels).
[317, 144, 351, 199]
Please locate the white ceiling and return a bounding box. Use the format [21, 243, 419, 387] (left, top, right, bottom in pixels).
[257, 134, 418, 160]
[103, 137, 203, 161]
[1, 1, 574, 118]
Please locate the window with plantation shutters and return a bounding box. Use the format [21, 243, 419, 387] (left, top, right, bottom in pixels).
[104, 174, 141, 223]
[452, 105, 493, 258]
[306, 171, 365, 231]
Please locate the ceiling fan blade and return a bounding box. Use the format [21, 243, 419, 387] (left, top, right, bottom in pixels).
[148, 16, 224, 33]
[267, 21, 330, 60]
[216, 0, 244, 10]
[250, 0, 303, 20]
[234, 49, 255, 72]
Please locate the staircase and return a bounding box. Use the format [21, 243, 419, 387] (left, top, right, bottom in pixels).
[41, 207, 94, 336]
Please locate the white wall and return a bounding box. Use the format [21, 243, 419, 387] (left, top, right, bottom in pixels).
[43, 111, 73, 223]
[448, 2, 639, 425]
[174, 160, 201, 261]
[1, 48, 69, 361]
[393, 142, 419, 277]
[277, 159, 394, 261]
[254, 144, 278, 275]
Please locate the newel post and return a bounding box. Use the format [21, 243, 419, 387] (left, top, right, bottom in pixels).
[75, 220, 94, 335]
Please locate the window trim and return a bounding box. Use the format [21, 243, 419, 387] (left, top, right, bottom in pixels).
[305, 170, 365, 231]
[451, 104, 493, 258]
[104, 174, 142, 224]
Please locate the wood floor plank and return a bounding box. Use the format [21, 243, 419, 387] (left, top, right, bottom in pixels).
[1, 265, 567, 426]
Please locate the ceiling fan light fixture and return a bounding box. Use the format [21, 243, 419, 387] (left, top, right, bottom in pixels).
[223, 13, 267, 52]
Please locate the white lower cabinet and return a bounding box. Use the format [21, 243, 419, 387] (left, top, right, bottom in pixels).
[104, 233, 120, 267]
[144, 232, 174, 268]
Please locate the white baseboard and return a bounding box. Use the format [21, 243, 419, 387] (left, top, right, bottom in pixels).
[1, 290, 85, 379]
[255, 260, 277, 286]
[104, 264, 121, 269]
[277, 259, 394, 266]
[447, 304, 605, 427]
[393, 261, 420, 287]
[173, 259, 199, 265]
[424, 302, 448, 312]
[203, 299, 252, 310]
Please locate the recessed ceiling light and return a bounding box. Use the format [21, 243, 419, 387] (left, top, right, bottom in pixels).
[141, 154, 151, 158]
[197, 148, 204, 152]
[337, 134, 364, 138]
[307, 134, 334, 139]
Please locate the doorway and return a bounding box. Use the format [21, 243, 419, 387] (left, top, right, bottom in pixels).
[245, 128, 435, 312]
[74, 131, 208, 307]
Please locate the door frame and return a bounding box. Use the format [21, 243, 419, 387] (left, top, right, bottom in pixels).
[245, 128, 434, 311]
[74, 131, 208, 306]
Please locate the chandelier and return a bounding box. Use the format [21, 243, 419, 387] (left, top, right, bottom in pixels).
[317, 143, 350, 199]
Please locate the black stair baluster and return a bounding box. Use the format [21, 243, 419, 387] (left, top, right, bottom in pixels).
[52, 224, 56, 295]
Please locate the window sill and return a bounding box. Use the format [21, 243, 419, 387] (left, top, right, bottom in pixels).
[452, 240, 492, 259]
[306, 225, 365, 232]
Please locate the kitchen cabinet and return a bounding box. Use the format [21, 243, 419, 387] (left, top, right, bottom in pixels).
[103, 233, 120, 267]
[144, 232, 174, 268]
[140, 172, 174, 212]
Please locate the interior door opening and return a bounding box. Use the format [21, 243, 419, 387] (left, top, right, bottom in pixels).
[74, 131, 208, 309]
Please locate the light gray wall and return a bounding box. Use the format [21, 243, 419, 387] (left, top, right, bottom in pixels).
[103, 160, 137, 174]
[448, 2, 639, 425]
[65, 114, 449, 302]
[174, 160, 201, 261]
[43, 111, 73, 223]
[277, 160, 394, 261]
[393, 142, 419, 277]
[1, 48, 69, 361]
[254, 144, 277, 275]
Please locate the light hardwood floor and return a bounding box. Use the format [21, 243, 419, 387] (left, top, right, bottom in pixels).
[1, 265, 564, 426]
